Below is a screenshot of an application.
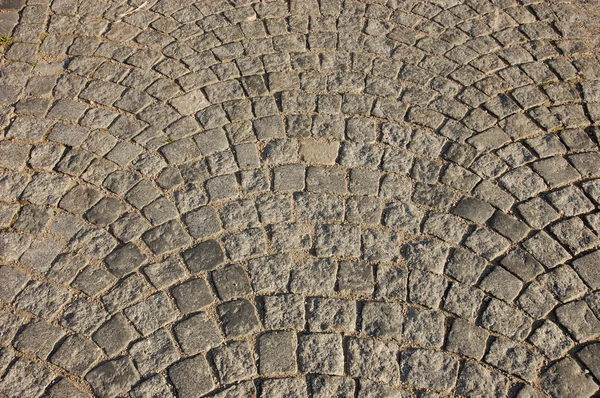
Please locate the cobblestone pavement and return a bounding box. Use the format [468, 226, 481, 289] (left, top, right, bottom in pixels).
[0, 0, 599, 397]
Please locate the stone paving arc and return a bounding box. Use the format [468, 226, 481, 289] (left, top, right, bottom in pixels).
[0, 0, 599, 397]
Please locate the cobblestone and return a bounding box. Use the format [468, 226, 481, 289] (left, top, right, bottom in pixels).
[0, 0, 599, 396]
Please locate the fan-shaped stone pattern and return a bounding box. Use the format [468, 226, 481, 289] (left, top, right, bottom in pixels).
[0, 0, 599, 397]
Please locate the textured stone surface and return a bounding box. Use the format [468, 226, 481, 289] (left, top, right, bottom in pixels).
[1, 0, 599, 396]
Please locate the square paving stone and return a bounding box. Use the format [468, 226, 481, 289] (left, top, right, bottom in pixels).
[21, 173, 70, 205]
[314, 224, 361, 257]
[130, 328, 179, 377]
[547, 186, 595, 217]
[479, 266, 523, 302]
[311, 375, 355, 398]
[422, 212, 468, 245]
[500, 247, 544, 282]
[247, 253, 292, 294]
[555, 301, 600, 342]
[362, 229, 400, 262]
[219, 199, 260, 230]
[346, 196, 382, 225]
[86, 356, 140, 398]
[408, 269, 447, 309]
[522, 231, 571, 268]
[259, 331, 298, 375]
[212, 340, 257, 384]
[171, 278, 214, 314]
[361, 302, 403, 340]
[306, 166, 347, 194]
[14, 320, 64, 360]
[104, 243, 146, 278]
[516, 282, 558, 320]
[143, 257, 186, 290]
[129, 375, 173, 398]
[0, 358, 52, 398]
[550, 217, 598, 255]
[452, 197, 494, 224]
[298, 333, 344, 375]
[142, 220, 192, 255]
[573, 249, 600, 290]
[376, 264, 408, 301]
[400, 349, 459, 392]
[101, 273, 152, 313]
[540, 358, 598, 398]
[222, 228, 267, 261]
[480, 298, 532, 341]
[402, 306, 445, 348]
[349, 168, 380, 195]
[212, 264, 252, 300]
[290, 258, 337, 295]
[464, 227, 511, 260]
[181, 239, 225, 273]
[217, 299, 261, 338]
[446, 318, 489, 360]
[168, 355, 214, 398]
[261, 378, 307, 398]
[484, 337, 543, 382]
[85, 197, 127, 227]
[528, 320, 574, 360]
[538, 265, 588, 303]
[517, 197, 560, 229]
[46, 252, 88, 286]
[455, 362, 510, 398]
[498, 166, 547, 201]
[262, 294, 306, 330]
[402, 238, 448, 274]
[142, 197, 179, 225]
[93, 314, 139, 357]
[51, 334, 101, 376]
[46, 378, 89, 398]
[13, 281, 70, 319]
[0, 265, 29, 302]
[294, 192, 344, 222]
[442, 282, 484, 320]
[124, 292, 177, 336]
[183, 206, 222, 239]
[577, 343, 600, 382]
[347, 338, 400, 384]
[337, 260, 374, 296]
[174, 312, 222, 355]
[60, 298, 107, 336]
[269, 222, 311, 252]
[13, 205, 51, 234]
[0, 0, 24, 11]
[206, 174, 239, 202]
[307, 297, 356, 333]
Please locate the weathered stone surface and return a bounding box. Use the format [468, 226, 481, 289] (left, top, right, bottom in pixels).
[0, 358, 53, 398]
[217, 299, 260, 338]
[540, 358, 598, 398]
[168, 355, 215, 397]
[212, 340, 257, 384]
[4, 2, 600, 395]
[400, 349, 459, 392]
[485, 338, 544, 382]
[259, 331, 298, 375]
[298, 333, 344, 375]
[347, 338, 399, 384]
[86, 357, 140, 398]
[173, 312, 222, 355]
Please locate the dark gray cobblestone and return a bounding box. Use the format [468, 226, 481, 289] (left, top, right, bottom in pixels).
[0, 0, 599, 397]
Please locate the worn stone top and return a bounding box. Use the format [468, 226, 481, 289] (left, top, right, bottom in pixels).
[0, 0, 599, 397]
